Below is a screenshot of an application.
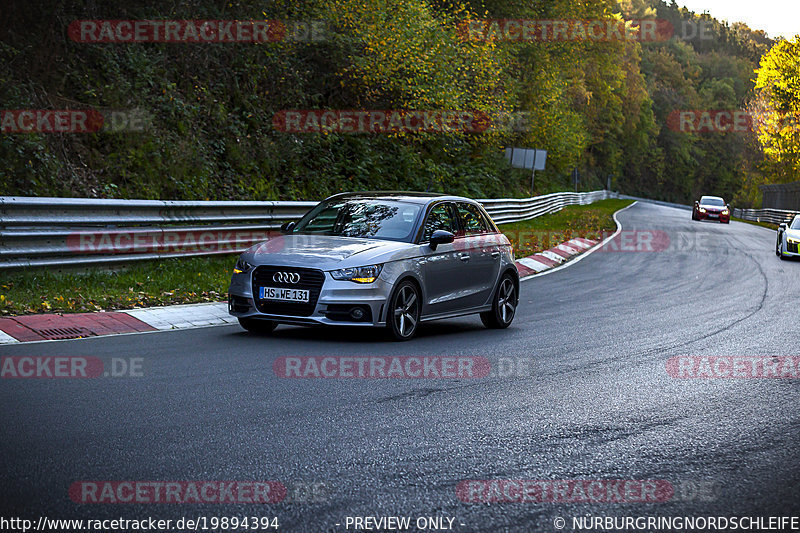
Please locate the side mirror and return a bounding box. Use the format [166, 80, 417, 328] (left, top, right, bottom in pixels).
[280, 221, 296, 234]
[779, 223, 788, 231]
[429, 230, 455, 250]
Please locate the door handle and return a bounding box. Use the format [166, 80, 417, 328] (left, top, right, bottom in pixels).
[491, 251, 500, 258]
[459, 253, 470, 261]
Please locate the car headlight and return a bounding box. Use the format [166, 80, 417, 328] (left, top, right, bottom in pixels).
[233, 258, 254, 274]
[330, 264, 383, 283]
[722, 209, 729, 215]
[699, 208, 707, 213]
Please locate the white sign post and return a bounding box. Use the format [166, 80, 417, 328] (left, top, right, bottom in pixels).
[505, 147, 547, 196]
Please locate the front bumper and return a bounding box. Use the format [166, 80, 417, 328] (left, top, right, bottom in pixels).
[698, 211, 730, 222]
[781, 240, 800, 257]
[228, 270, 393, 327]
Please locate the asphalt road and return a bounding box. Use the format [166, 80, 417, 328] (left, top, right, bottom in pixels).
[2, 202, 800, 532]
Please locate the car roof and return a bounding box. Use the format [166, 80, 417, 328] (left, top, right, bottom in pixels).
[325, 191, 477, 205]
[700, 196, 724, 201]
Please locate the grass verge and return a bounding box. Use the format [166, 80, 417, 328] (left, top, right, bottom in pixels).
[0, 198, 634, 316]
[731, 217, 778, 230]
[499, 198, 634, 258]
[0, 255, 236, 316]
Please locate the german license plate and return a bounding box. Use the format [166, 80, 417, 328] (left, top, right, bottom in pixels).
[259, 287, 309, 303]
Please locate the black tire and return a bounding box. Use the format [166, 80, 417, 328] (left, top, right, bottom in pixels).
[480, 274, 517, 329]
[386, 280, 421, 341]
[692, 212, 698, 221]
[238, 317, 278, 335]
[777, 235, 782, 257]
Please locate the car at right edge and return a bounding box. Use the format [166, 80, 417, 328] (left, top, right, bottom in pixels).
[692, 195, 730, 223]
[776, 215, 800, 260]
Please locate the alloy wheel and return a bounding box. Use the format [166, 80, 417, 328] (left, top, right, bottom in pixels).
[497, 278, 516, 324]
[392, 284, 419, 339]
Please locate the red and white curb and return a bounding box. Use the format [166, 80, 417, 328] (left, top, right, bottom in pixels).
[515, 237, 598, 279]
[126, 302, 234, 330]
[0, 302, 232, 344]
[516, 201, 636, 281]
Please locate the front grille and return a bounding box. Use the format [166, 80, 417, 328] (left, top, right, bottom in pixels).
[788, 242, 799, 254]
[252, 266, 325, 317]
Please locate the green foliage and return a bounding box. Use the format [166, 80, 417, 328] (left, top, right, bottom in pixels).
[753, 37, 800, 183]
[0, 255, 236, 315]
[613, 1, 774, 205]
[0, 0, 786, 205]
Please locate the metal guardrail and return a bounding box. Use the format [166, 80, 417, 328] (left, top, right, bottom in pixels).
[732, 208, 798, 225]
[479, 190, 613, 224]
[0, 197, 317, 269]
[0, 190, 614, 269]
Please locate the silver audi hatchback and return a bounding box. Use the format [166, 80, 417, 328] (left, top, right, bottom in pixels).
[228, 192, 518, 340]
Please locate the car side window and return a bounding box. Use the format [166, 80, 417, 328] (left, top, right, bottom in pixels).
[422, 202, 458, 242]
[456, 202, 490, 235]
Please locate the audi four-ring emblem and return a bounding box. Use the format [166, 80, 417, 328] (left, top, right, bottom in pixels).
[273, 271, 300, 284]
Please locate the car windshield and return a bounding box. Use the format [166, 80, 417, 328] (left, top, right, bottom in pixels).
[791, 217, 800, 230]
[292, 199, 422, 242]
[701, 197, 725, 206]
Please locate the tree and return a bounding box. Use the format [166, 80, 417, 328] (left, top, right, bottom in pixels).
[753, 37, 800, 183]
